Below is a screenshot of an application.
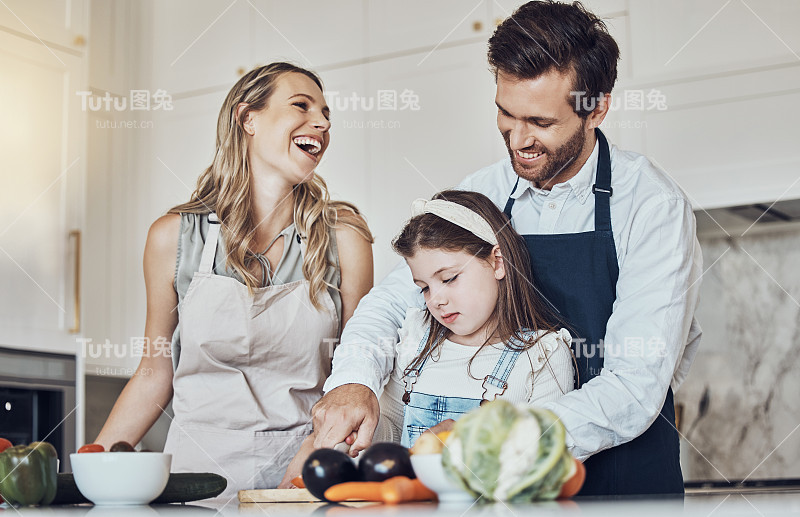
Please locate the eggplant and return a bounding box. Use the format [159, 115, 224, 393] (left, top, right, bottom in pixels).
[301, 448, 358, 500]
[357, 442, 415, 482]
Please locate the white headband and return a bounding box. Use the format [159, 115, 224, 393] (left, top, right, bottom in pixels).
[411, 198, 498, 245]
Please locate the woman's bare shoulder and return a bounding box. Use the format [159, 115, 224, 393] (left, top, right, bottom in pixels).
[332, 206, 372, 243]
[144, 214, 182, 280]
[147, 214, 181, 253]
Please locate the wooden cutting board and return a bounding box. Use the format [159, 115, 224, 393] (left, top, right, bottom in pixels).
[238, 489, 369, 503]
[239, 489, 319, 503]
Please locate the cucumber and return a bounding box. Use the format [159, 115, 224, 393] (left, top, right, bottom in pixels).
[152, 473, 227, 504]
[52, 472, 227, 505]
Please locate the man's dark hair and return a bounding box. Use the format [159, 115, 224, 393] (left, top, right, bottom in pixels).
[488, 1, 620, 118]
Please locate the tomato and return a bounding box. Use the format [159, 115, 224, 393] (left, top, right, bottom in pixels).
[1, 437, 12, 502]
[558, 458, 586, 499]
[77, 443, 105, 453]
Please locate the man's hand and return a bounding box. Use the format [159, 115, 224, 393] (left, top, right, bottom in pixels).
[312, 384, 378, 457]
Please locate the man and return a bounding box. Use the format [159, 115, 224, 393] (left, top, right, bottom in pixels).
[313, 0, 702, 496]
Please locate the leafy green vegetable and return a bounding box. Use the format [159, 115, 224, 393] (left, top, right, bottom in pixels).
[441, 400, 575, 502]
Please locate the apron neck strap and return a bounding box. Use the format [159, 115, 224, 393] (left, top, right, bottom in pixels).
[199, 212, 222, 275]
[503, 129, 613, 232]
[592, 128, 613, 232]
[502, 177, 521, 220]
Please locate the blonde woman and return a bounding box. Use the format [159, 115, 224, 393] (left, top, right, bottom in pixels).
[95, 63, 374, 498]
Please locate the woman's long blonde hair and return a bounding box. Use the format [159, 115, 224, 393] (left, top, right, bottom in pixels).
[170, 62, 373, 309]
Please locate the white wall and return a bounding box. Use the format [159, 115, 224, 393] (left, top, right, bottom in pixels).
[81, 0, 800, 369]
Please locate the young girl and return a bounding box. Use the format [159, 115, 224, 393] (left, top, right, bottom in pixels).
[375, 190, 575, 446]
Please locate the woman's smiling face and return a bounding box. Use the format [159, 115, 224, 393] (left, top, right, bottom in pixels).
[407, 247, 505, 347]
[243, 72, 331, 186]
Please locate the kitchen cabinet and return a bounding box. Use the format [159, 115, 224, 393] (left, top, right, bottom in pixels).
[633, 67, 800, 209]
[250, 0, 366, 70]
[0, 30, 87, 356]
[0, 0, 88, 51]
[615, 0, 800, 209]
[367, 1, 492, 58]
[149, 0, 253, 96]
[628, 0, 800, 81]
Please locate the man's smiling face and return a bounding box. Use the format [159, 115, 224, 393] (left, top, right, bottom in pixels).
[495, 69, 591, 190]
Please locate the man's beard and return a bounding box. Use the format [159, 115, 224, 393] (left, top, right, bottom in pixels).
[505, 121, 586, 188]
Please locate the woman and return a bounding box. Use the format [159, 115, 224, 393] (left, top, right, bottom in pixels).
[95, 63, 374, 498]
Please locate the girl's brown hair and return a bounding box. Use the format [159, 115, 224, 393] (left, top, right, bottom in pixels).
[393, 190, 571, 382]
[169, 62, 373, 309]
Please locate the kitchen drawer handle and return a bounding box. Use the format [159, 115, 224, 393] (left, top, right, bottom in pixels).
[69, 230, 81, 333]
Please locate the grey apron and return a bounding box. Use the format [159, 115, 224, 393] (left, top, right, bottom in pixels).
[163, 213, 339, 500]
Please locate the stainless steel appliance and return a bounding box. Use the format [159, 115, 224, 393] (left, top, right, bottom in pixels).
[0, 347, 77, 471]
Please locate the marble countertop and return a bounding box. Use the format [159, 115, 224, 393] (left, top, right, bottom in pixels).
[5, 491, 800, 517]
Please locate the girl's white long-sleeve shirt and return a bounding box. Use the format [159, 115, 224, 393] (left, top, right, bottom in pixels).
[374, 308, 575, 443]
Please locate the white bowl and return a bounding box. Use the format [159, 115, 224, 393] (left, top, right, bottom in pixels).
[410, 453, 474, 503]
[70, 452, 172, 506]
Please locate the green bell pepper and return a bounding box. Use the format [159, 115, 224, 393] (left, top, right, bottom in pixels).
[0, 437, 12, 504]
[0, 441, 58, 506]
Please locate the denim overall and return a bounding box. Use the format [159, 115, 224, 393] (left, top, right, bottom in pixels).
[502, 129, 683, 496]
[400, 325, 527, 447]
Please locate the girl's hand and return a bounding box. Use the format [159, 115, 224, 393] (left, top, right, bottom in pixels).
[427, 419, 456, 435]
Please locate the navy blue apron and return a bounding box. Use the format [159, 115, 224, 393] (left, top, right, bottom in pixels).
[502, 129, 683, 496]
[400, 325, 526, 447]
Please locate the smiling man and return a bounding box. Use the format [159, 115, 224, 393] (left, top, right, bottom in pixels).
[312, 0, 702, 497]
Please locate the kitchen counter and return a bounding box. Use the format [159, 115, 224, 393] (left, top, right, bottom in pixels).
[5, 491, 800, 516]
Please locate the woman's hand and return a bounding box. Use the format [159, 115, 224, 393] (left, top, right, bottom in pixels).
[278, 433, 317, 489]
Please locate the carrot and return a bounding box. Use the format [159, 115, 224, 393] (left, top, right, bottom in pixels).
[380, 476, 437, 504]
[323, 477, 437, 504]
[324, 481, 384, 502]
[558, 458, 586, 499]
[291, 476, 305, 489]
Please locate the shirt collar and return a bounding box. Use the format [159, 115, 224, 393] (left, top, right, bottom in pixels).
[508, 139, 601, 205]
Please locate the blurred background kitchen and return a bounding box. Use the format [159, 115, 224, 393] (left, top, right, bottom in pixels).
[1, 0, 799, 482]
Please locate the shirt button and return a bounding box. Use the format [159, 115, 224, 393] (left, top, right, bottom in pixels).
[548, 202, 557, 210]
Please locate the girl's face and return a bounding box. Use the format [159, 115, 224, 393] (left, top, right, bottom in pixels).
[407, 247, 505, 347]
[242, 72, 331, 186]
